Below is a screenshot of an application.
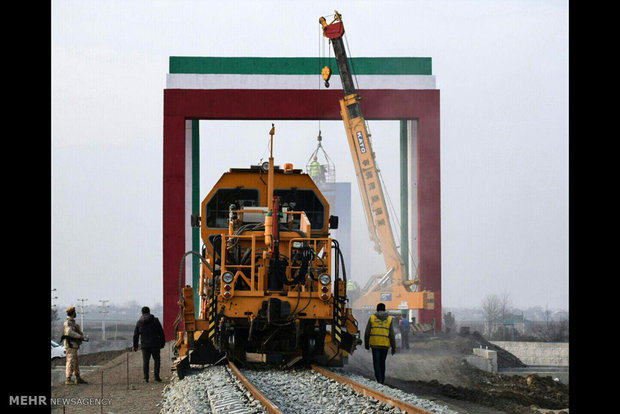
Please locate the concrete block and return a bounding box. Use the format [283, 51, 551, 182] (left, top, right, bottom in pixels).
[473, 348, 497, 360]
[466, 348, 497, 372]
[491, 341, 569, 366]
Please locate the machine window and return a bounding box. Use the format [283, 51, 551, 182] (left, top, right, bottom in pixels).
[274, 189, 324, 230]
[206, 188, 260, 228]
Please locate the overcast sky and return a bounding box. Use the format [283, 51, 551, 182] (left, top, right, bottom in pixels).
[51, 0, 568, 312]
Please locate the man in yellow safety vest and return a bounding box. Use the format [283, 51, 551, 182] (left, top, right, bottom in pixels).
[309, 156, 325, 184]
[346, 280, 359, 304]
[363, 303, 396, 384]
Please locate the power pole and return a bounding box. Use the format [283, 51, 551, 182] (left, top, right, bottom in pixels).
[51, 289, 59, 336]
[98, 300, 110, 340]
[51, 288, 59, 322]
[51, 288, 58, 309]
[77, 298, 89, 330]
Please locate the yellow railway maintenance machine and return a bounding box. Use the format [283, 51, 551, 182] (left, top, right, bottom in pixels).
[173, 125, 361, 378]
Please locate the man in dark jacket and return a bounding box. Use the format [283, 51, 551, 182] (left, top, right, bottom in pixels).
[364, 303, 396, 384]
[399, 315, 411, 349]
[133, 306, 166, 382]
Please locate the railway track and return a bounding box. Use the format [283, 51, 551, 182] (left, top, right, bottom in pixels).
[160, 362, 459, 414]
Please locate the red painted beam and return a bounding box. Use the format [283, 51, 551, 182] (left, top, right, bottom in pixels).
[163, 89, 439, 120]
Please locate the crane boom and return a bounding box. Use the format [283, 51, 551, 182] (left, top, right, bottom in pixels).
[320, 12, 434, 312]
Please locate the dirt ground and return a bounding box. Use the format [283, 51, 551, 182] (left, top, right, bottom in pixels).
[344, 331, 569, 414]
[50, 343, 175, 413]
[50, 333, 569, 414]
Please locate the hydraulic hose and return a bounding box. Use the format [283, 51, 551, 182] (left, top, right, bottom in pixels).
[281, 245, 313, 285]
[332, 239, 348, 285]
[173, 250, 214, 336]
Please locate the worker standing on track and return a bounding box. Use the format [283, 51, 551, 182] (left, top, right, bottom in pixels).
[133, 306, 166, 383]
[364, 303, 396, 384]
[62, 307, 88, 385]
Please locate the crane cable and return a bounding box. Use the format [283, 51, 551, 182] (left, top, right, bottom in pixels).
[376, 162, 421, 281]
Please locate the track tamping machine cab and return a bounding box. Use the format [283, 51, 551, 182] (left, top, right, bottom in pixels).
[319, 11, 435, 316]
[173, 125, 361, 378]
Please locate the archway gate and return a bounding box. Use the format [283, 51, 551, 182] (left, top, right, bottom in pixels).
[163, 56, 441, 340]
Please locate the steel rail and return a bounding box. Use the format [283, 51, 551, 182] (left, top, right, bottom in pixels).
[227, 361, 283, 414]
[311, 365, 434, 414]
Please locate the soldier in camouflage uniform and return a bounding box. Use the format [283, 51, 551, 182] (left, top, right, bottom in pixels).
[63, 307, 88, 385]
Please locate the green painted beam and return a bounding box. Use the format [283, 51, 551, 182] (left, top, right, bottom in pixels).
[400, 120, 409, 278]
[169, 57, 432, 75]
[192, 119, 201, 317]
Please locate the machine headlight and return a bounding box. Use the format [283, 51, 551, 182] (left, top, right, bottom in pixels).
[222, 272, 234, 284]
[319, 274, 331, 285]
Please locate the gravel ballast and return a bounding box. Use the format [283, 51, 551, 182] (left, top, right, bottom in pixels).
[242, 367, 397, 413]
[159, 365, 266, 414]
[329, 368, 461, 414]
[159, 364, 460, 414]
[241, 367, 461, 414]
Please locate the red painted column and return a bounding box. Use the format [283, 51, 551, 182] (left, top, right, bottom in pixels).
[163, 115, 186, 341]
[417, 94, 442, 330]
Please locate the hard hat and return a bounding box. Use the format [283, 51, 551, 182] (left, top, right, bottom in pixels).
[66, 306, 76, 314]
[313, 156, 318, 161]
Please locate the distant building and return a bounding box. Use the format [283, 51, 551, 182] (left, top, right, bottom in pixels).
[503, 313, 528, 338]
[317, 181, 351, 278]
[504, 313, 525, 331]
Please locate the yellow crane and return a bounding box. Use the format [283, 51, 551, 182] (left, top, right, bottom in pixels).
[319, 11, 434, 313]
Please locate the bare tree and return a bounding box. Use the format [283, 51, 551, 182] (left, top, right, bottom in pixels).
[498, 291, 512, 340]
[499, 291, 511, 319]
[530, 319, 569, 342]
[481, 294, 502, 337]
[530, 305, 569, 342]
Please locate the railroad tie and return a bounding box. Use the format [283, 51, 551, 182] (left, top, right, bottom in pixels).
[207, 368, 255, 414]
